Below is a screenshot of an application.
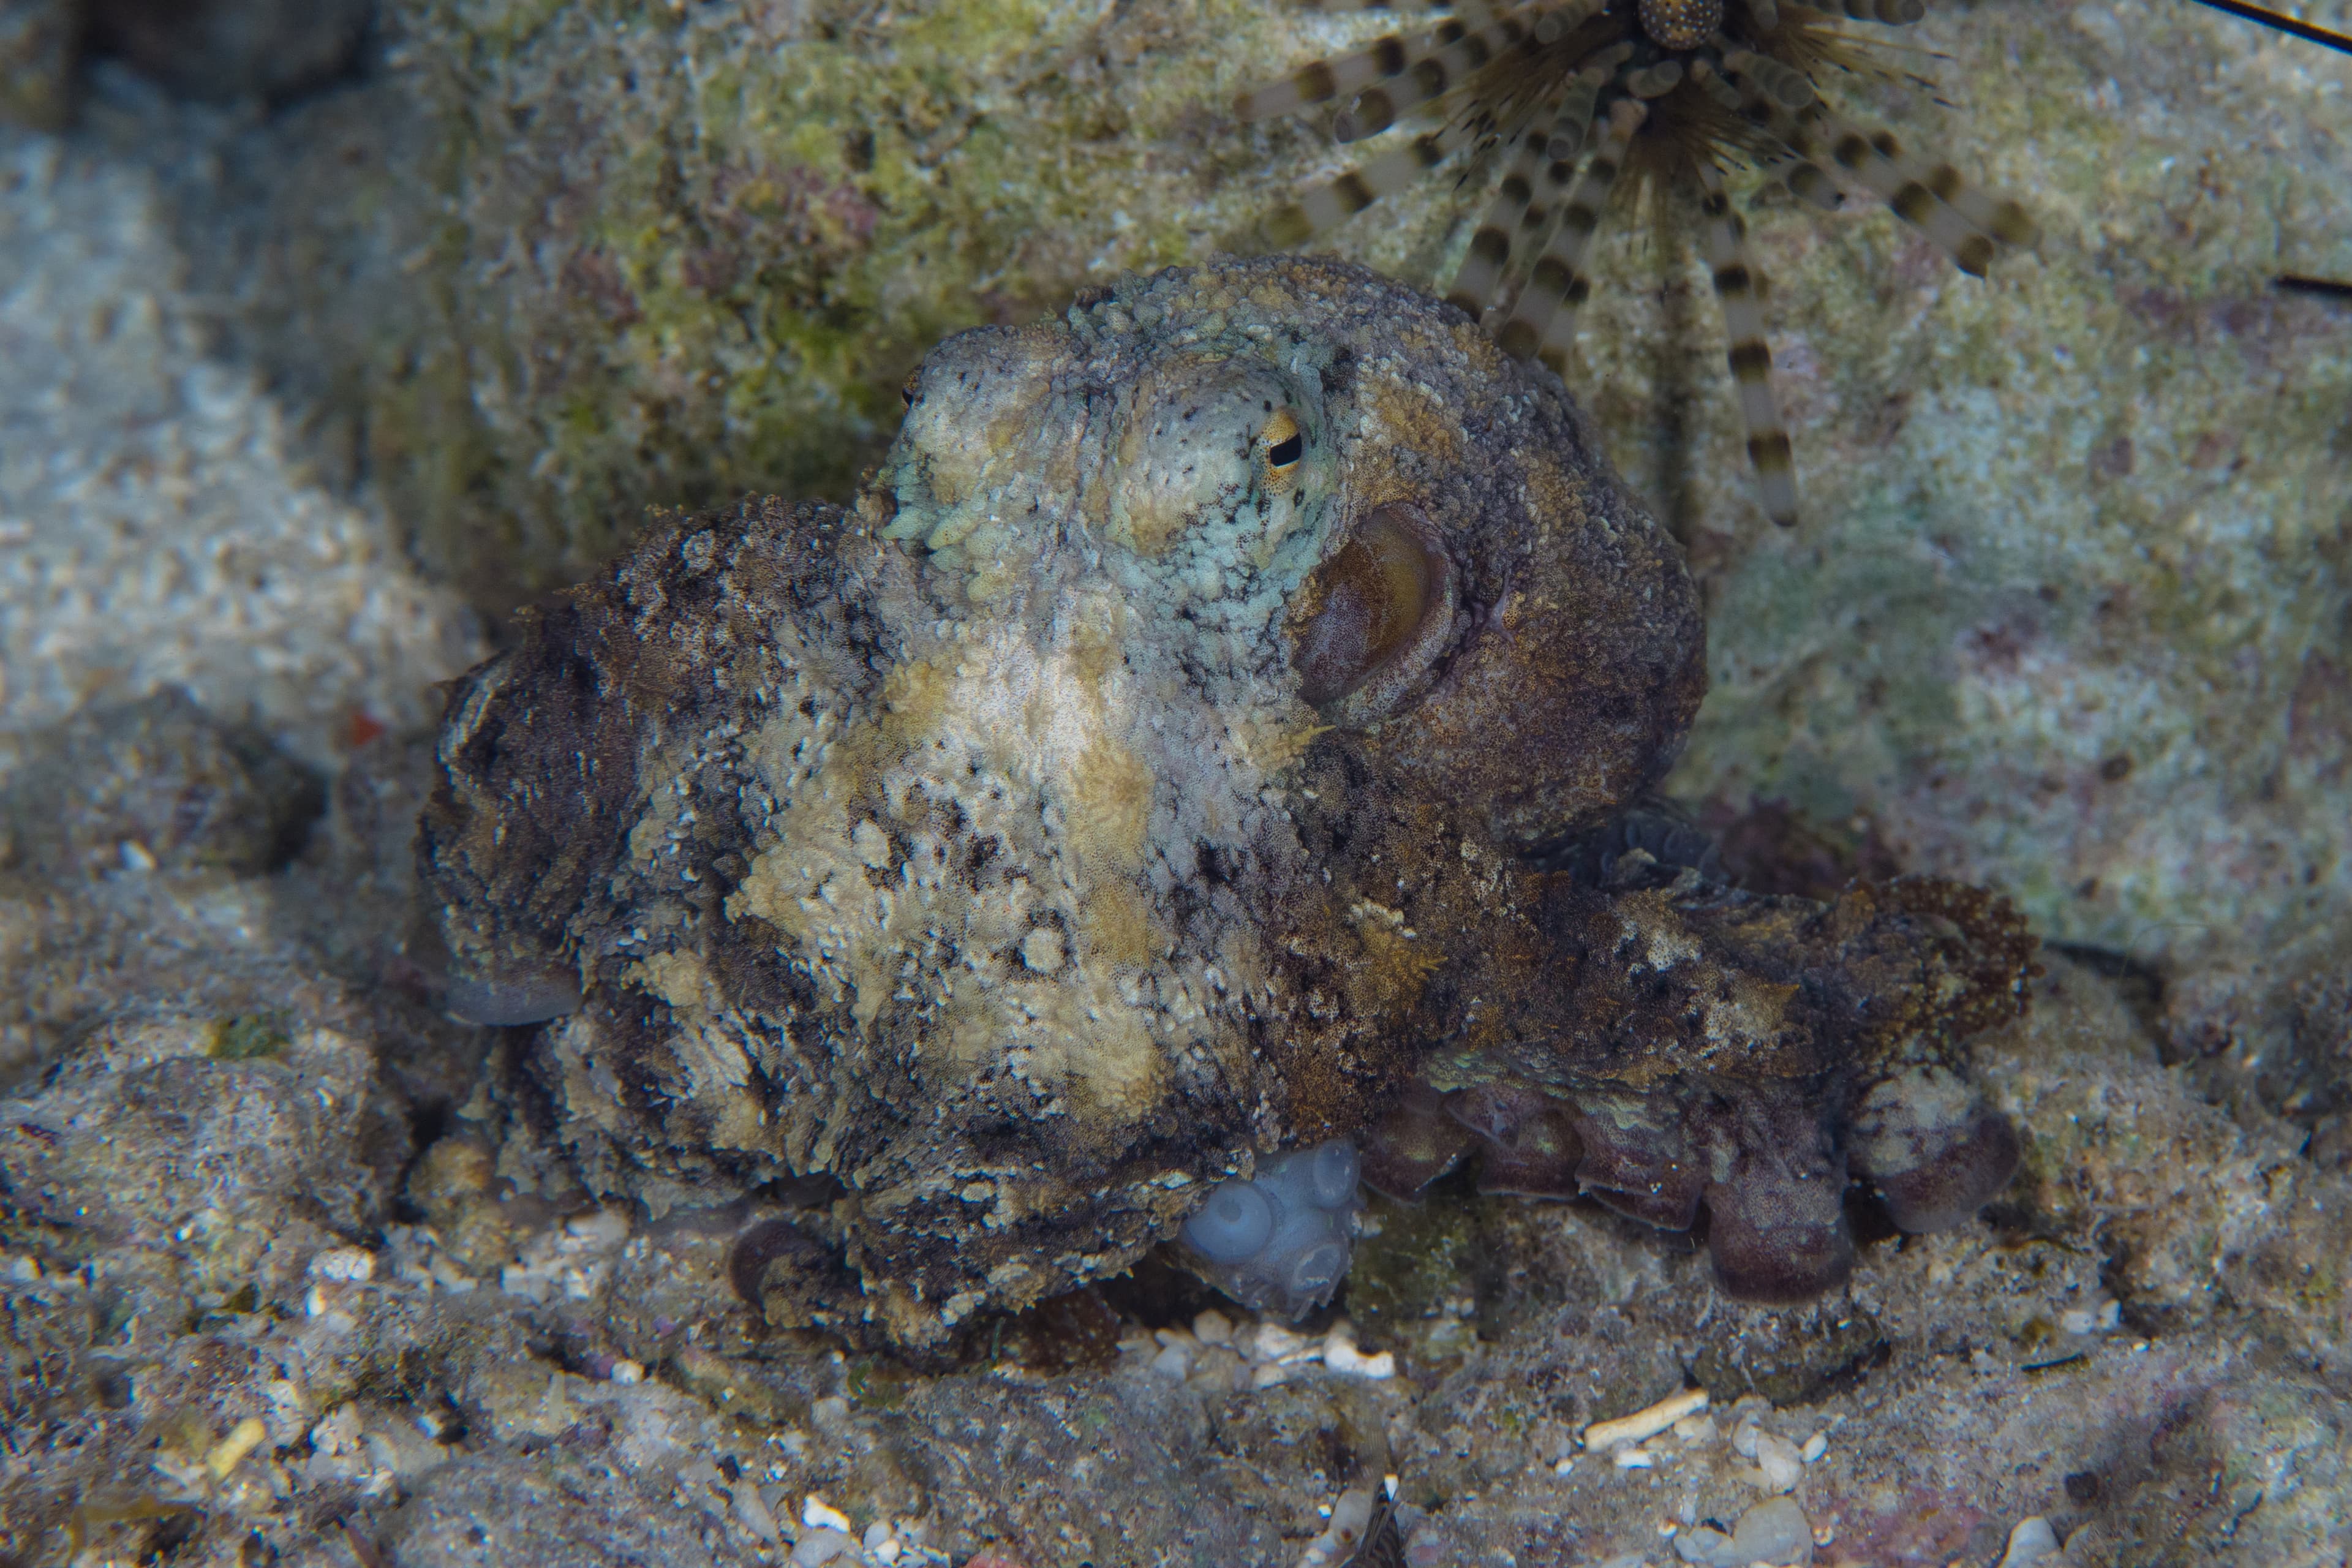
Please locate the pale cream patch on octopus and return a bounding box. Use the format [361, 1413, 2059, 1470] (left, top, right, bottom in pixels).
[722, 597, 1280, 1133]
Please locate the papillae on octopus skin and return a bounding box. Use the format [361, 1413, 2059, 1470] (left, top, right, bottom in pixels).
[1190, 856, 2037, 1311]
[417, 255, 2035, 1351]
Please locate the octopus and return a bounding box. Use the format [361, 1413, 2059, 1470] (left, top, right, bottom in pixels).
[419, 255, 2034, 1353]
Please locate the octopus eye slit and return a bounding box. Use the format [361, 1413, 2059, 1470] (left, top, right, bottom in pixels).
[1259, 408, 1306, 490]
[900, 372, 921, 408]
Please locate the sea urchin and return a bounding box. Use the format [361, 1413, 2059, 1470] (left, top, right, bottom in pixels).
[1234, 1, 2040, 527]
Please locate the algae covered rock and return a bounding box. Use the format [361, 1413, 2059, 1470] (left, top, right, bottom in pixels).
[364, 0, 1329, 601]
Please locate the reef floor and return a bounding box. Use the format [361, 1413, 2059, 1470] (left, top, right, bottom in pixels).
[4, 21, 2351, 1568]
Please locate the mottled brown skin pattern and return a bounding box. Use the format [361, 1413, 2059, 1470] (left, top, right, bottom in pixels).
[421, 257, 2025, 1347]
[1351, 842, 2036, 1300]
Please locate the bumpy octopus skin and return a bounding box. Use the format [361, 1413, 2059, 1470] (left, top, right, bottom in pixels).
[419, 256, 2029, 1348]
[1363, 858, 2035, 1301]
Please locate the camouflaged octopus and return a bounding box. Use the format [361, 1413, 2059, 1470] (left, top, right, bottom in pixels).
[420, 255, 2032, 1352]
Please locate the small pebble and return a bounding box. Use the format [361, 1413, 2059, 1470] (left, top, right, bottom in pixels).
[1323, 1340, 1397, 1379]
[1732, 1496, 1814, 1566]
[802, 1494, 853, 1534]
[1193, 1309, 1234, 1345]
[1613, 1447, 1655, 1470]
[309, 1248, 377, 1283]
[565, 1208, 630, 1246]
[1996, 1517, 2060, 1568]
[1250, 1323, 1308, 1362]
[1585, 1387, 1709, 1451]
[1752, 1431, 1803, 1493]
[1799, 1431, 1828, 1464]
[788, 1529, 859, 1567]
[2058, 1300, 2120, 1335]
[608, 1359, 646, 1385]
[205, 1417, 268, 1480]
[732, 1483, 782, 1542]
[1151, 1344, 1193, 1381]
[1675, 1496, 1814, 1566]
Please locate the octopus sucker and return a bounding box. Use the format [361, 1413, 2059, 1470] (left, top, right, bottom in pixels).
[421, 256, 2032, 1349]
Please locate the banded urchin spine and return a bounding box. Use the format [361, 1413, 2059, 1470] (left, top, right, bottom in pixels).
[1234, 1, 2038, 529]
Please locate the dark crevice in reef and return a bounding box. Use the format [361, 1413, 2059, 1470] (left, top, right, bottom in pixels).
[1842, 1185, 1905, 1252]
[2045, 940, 2170, 1046]
[1786, 1335, 1894, 1407]
[1696, 797, 1909, 903]
[386, 1099, 458, 1227]
[1095, 1250, 1230, 1335]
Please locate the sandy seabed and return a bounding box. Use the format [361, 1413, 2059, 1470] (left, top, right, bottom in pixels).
[4, 5, 2351, 1564]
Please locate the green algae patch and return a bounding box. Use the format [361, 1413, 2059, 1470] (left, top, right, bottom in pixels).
[207, 1015, 291, 1062]
[377, 0, 1315, 603]
[1341, 1195, 1477, 1336]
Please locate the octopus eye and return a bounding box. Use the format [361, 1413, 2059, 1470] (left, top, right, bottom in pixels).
[1291, 503, 1450, 707]
[900, 372, 921, 409]
[1259, 407, 1305, 491]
